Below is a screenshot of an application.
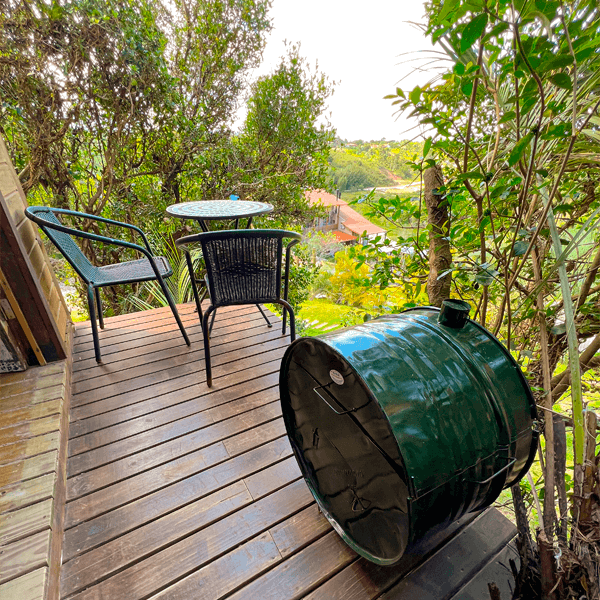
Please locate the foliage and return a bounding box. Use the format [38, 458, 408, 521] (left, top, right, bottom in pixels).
[232, 45, 336, 227]
[329, 150, 393, 191]
[356, 1, 600, 596]
[328, 139, 424, 191]
[1, 0, 336, 315]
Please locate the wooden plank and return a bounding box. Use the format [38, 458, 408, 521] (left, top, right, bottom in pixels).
[71, 302, 198, 346]
[67, 479, 313, 600]
[63, 450, 303, 597]
[0, 567, 48, 600]
[151, 532, 281, 600]
[66, 420, 290, 526]
[70, 329, 280, 418]
[224, 417, 287, 457]
[69, 360, 280, 424]
[0, 414, 61, 446]
[67, 409, 284, 503]
[245, 456, 302, 500]
[0, 432, 60, 465]
[61, 481, 252, 597]
[227, 529, 357, 600]
[380, 509, 516, 600]
[68, 384, 279, 457]
[0, 473, 55, 513]
[69, 350, 283, 413]
[0, 451, 58, 488]
[0, 497, 52, 545]
[0, 399, 62, 429]
[64, 441, 229, 528]
[0, 385, 64, 413]
[63, 436, 293, 559]
[450, 540, 519, 600]
[270, 504, 332, 558]
[66, 399, 281, 481]
[71, 334, 289, 398]
[0, 360, 64, 385]
[68, 370, 279, 438]
[71, 303, 259, 357]
[72, 302, 197, 337]
[1, 370, 66, 400]
[71, 310, 268, 378]
[0, 529, 51, 584]
[302, 512, 481, 600]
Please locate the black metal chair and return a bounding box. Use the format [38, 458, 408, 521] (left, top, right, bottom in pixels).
[175, 229, 301, 387]
[25, 206, 190, 362]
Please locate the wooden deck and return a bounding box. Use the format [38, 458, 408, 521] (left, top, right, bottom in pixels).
[57, 302, 519, 600]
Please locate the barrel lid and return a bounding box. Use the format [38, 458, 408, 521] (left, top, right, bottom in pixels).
[280, 336, 411, 565]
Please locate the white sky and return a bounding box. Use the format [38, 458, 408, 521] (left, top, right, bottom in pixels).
[245, 0, 436, 142]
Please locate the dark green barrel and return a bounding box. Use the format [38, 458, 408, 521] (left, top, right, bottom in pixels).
[279, 302, 538, 565]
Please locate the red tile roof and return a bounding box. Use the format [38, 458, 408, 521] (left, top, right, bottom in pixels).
[332, 230, 357, 242]
[339, 205, 386, 236]
[305, 189, 346, 207]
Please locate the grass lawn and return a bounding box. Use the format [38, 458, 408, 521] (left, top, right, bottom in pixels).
[297, 299, 365, 336]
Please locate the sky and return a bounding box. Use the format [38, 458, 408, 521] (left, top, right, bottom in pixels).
[245, 0, 436, 142]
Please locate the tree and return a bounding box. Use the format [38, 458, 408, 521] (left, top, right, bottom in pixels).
[232, 45, 336, 227]
[0, 0, 271, 225]
[356, 1, 600, 597]
[1, 1, 337, 313]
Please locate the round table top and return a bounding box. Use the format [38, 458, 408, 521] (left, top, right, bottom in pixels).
[166, 200, 273, 221]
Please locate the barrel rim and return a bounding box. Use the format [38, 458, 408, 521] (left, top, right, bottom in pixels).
[278, 337, 412, 564]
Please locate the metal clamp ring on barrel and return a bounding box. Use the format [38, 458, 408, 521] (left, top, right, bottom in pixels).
[469, 456, 517, 485]
[313, 385, 370, 415]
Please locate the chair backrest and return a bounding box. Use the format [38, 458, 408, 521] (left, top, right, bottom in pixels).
[25, 207, 98, 283]
[196, 229, 301, 307]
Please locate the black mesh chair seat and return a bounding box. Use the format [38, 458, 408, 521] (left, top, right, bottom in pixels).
[176, 229, 301, 387]
[95, 256, 171, 285]
[25, 206, 190, 362]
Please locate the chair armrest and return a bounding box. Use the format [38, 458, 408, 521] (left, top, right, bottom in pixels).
[26, 206, 156, 258]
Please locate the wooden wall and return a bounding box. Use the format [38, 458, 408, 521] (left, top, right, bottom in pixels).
[0, 135, 71, 365]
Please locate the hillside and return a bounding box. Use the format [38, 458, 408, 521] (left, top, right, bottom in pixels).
[328, 139, 424, 191]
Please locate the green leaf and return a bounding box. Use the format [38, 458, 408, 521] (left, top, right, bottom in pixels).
[482, 22, 509, 43]
[490, 184, 510, 198]
[549, 73, 572, 90]
[498, 111, 516, 124]
[541, 54, 574, 72]
[461, 80, 473, 97]
[475, 267, 498, 286]
[507, 133, 533, 167]
[460, 14, 488, 54]
[513, 240, 528, 256]
[423, 138, 432, 158]
[438, 0, 460, 21]
[409, 86, 422, 104]
[550, 323, 566, 336]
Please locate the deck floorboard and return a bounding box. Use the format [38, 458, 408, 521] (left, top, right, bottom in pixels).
[59, 303, 516, 600]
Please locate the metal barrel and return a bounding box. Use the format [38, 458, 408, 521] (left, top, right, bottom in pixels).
[279, 303, 538, 565]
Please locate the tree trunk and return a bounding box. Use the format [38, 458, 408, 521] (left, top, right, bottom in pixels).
[424, 164, 451, 306]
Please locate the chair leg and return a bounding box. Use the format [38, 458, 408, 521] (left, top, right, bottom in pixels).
[156, 274, 190, 346]
[87, 285, 102, 362]
[256, 304, 272, 328]
[203, 306, 215, 387]
[95, 287, 105, 329]
[279, 300, 296, 342]
[185, 252, 204, 327]
[208, 308, 217, 336]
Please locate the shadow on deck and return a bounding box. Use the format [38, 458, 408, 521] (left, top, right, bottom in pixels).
[2, 302, 520, 600]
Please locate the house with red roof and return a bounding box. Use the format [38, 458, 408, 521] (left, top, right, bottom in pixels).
[305, 189, 387, 244]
